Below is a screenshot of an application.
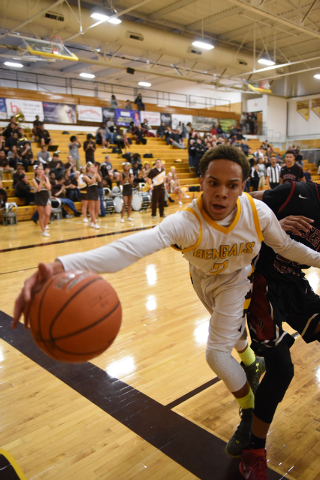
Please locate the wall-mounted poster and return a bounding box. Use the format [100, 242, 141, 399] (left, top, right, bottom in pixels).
[77, 105, 102, 122]
[192, 116, 218, 131]
[6, 98, 44, 121]
[140, 111, 161, 126]
[219, 118, 237, 133]
[297, 100, 310, 121]
[311, 98, 320, 119]
[171, 114, 192, 129]
[115, 109, 139, 127]
[160, 112, 171, 127]
[102, 108, 115, 123]
[43, 102, 76, 124]
[0, 98, 6, 119]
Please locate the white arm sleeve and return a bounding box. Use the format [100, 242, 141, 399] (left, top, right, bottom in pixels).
[58, 211, 199, 273]
[256, 199, 320, 268]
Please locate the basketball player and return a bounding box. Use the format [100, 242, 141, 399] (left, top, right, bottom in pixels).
[12, 146, 320, 461]
[239, 182, 320, 479]
[280, 150, 305, 184]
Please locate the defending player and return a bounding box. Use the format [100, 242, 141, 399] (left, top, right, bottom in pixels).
[12, 146, 320, 461]
[239, 181, 320, 479]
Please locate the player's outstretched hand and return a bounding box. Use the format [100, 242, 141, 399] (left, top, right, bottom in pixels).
[279, 215, 314, 236]
[12, 261, 64, 330]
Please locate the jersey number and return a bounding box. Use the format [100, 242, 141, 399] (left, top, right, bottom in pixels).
[209, 259, 228, 275]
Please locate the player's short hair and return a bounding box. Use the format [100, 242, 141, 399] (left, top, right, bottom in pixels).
[285, 150, 296, 156]
[199, 145, 250, 181]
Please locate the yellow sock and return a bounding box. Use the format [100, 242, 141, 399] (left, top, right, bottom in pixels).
[236, 388, 255, 410]
[238, 345, 256, 367]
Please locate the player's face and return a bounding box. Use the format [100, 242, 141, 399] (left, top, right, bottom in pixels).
[200, 159, 245, 221]
[285, 154, 295, 168]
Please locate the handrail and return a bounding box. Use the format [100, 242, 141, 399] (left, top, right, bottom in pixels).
[188, 95, 231, 111]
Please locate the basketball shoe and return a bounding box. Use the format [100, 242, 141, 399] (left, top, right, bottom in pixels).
[239, 448, 267, 479]
[241, 356, 266, 394]
[225, 408, 253, 458]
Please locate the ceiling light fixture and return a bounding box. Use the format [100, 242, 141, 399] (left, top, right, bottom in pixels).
[138, 81, 151, 87]
[91, 12, 122, 24]
[4, 61, 23, 67]
[192, 40, 214, 50]
[108, 17, 122, 24]
[314, 74, 320, 79]
[258, 58, 275, 66]
[79, 72, 95, 79]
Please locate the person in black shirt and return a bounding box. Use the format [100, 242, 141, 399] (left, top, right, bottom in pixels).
[280, 150, 305, 184]
[83, 134, 96, 163]
[157, 122, 166, 138]
[38, 124, 53, 146]
[51, 160, 65, 180]
[135, 124, 147, 145]
[134, 93, 145, 111]
[15, 173, 35, 206]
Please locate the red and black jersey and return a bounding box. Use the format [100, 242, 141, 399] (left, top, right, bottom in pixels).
[280, 163, 305, 183]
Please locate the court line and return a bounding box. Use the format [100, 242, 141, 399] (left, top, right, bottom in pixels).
[0, 226, 153, 254]
[0, 312, 282, 480]
[166, 377, 221, 409]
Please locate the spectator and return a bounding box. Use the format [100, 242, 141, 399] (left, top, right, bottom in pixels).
[107, 117, 115, 133]
[48, 152, 60, 170]
[32, 115, 41, 139]
[211, 124, 217, 135]
[37, 145, 51, 167]
[20, 141, 34, 171]
[101, 155, 121, 187]
[51, 160, 66, 181]
[157, 122, 166, 138]
[15, 172, 35, 206]
[7, 131, 19, 151]
[93, 162, 106, 218]
[95, 127, 109, 148]
[0, 179, 7, 207]
[266, 156, 281, 189]
[2, 121, 18, 147]
[68, 135, 81, 170]
[250, 164, 259, 191]
[7, 146, 22, 170]
[147, 158, 166, 218]
[63, 168, 79, 201]
[51, 177, 81, 218]
[194, 138, 206, 178]
[305, 169, 313, 182]
[83, 134, 96, 163]
[125, 100, 132, 110]
[38, 124, 53, 146]
[98, 122, 114, 145]
[240, 112, 247, 134]
[169, 173, 189, 205]
[257, 157, 267, 190]
[12, 164, 25, 187]
[114, 127, 125, 150]
[134, 93, 145, 111]
[167, 129, 185, 149]
[135, 124, 147, 145]
[188, 138, 196, 171]
[280, 150, 305, 184]
[0, 150, 14, 179]
[240, 139, 249, 156]
[110, 95, 119, 108]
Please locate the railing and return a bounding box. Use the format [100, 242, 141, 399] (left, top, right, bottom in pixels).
[0, 68, 232, 109]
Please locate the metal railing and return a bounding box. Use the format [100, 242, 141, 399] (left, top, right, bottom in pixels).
[188, 95, 231, 111]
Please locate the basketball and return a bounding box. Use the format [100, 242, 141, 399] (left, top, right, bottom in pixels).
[29, 271, 122, 363]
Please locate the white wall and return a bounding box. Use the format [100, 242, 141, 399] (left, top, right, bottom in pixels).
[265, 96, 287, 140]
[246, 97, 263, 112]
[288, 94, 320, 138]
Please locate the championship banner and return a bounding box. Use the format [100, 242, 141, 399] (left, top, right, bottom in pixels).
[6, 98, 44, 121]
[115, 109, 139, 127]
[0, 98, 6, 119]
[171, 114, 192, 129]
[77, 105, 102, 122]
[102, 108, 115, 123]
[43, 102, 76, 124]
[297, 100, 310, 121]
[140, 111, 160, 126]
[192, 116, 218, 131]
[311, 98, 320, 119]
[160, 112, 171, 127]
[219, 118, 237, 133]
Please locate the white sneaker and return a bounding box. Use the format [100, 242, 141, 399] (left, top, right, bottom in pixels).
[120, 218, 125, 223]
[184, 194, 190, 198]
[83, 218, 89, 223]
[94, 223, 100, 229]
[178, 201, 183, 205]
[45, 225, 49, 230]
[90, 222, 95, 227]
[127, 217, 134, 221]
[42, 231, 50, 237]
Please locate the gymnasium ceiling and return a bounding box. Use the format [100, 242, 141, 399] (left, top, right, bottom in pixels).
[0, 0, 320, 96]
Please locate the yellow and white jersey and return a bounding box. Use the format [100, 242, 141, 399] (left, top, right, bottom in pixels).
[177, 193, 263, 277]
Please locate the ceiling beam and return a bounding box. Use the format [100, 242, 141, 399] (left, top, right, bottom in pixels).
[149, 0, 198, 20]
[185, 7, 244, 30]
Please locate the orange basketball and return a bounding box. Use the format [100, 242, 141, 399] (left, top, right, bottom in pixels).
[29, 271, 122, 363]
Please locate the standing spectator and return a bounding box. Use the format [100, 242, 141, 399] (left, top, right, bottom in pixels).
[125, 99, 132, 110]
[250, 164, 259, 191]
[266, 156, 281, 189]
[32, 115, 41, 139]
[68, 136, 81, 170]
[194, 138, 206, 178]
[37, 145, 51, 167]
[94, 162, 106, 218]
[188, 139, 196, 172]
[38, 124, 53, 146]
[147, 158, 166, 218]
[134, 93, 145, 111]
[240, 112, 247, 134]
[257, 157, 267, 190]
[280, 151, 305, 184]
[110, 95, 119, 108]
[83, 134, 96, 163]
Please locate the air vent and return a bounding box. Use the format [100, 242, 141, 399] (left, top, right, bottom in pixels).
[187, 47, 202, 55]
[45, 11, 64, 21]
[238, 59, 247, 65]
[126, 31, 144, 41]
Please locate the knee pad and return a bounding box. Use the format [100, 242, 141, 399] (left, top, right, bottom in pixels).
[206, 348, 246, 393]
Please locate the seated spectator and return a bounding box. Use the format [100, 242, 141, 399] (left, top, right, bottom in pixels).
[51, 178, 81, 217]
[83, 134, 96, 163]
[37, 145, 51, 167]
[48, 152, 60, 170]
[114, 127, 125, 150]
[132, 159, 144, 185]
[135, 124, 147, 145]
[15, 172, 35, 206]
[49, 172, 56, 185]
[100, 155, 121, 187]
[107, 117, 115, 133]
[134, 93, 145, 111]
[64, 155, 76, 174]
[157, 122, 166, 138]
[0, 179, 7, 208]
[32, 115, 41, 138]
[141, 119, 155, 137]
[51, 160, 65, 181]
[305, 169, 312, 182]
[240, 139, 249, 156]
[13, 164, 25, 188]
[0, 135, 6, 153]
[188, 138, 196, 171]
[194, 138, 206, 178]
[131, 153, 142, 167]
[125, 99, 132, 110]
[95, 127, 109, 148]
[63, 168, 79, 202]
[169, 173, 190, 205]
[19, 141, 34, 171]
[0, 150, 14, 179]
[110, 95, 119, 108]
[7, 131, 19, 151]
[128, 121, 136, 134]
[38, 124, 53, 146]
[167, 129, 185, 149]
[68, 136, 81, 170]
[7, 146, 22, 170]
[3, 121, 18, 147]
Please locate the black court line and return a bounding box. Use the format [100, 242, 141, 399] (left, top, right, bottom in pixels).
[0, 312, 282, 480]
[166, 377, 221, 409]
[0, 226, 152, 254]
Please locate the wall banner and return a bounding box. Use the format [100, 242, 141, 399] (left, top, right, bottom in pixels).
[160, 113, 171, 127]
[77, 105, 102, 122]
[115, 109, 139, 127]
[43, 102, 77, 123]
[171, 114, 192, 129]
[0, 98, 6, 119]
[311, 98, 320, 119]
[219, 118, 237, 132]
[296, 100, 310, 121]
[6, 98, 44, 121]
[102, 108, 116, 123]
[140, 111, 161, 126]
[192, 116, 218, 131]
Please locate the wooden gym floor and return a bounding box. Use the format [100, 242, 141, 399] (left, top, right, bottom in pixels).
[0, 203, 320, 480]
